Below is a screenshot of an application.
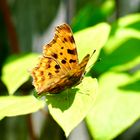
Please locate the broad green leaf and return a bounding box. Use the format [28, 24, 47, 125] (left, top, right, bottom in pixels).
[86, 71, 140, 140]
[2, 53, 39, 95]
[0, 95, 45, 120]
[94, 14, 140, 74]
[75, 22, 110, 68]
[46, 77, 98, 137]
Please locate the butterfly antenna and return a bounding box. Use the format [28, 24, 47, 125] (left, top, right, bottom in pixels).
[85, 49, 101, 72]
[90, 49, 96, 59]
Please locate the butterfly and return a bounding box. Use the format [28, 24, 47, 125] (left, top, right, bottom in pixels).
[31, 23, 91, 95]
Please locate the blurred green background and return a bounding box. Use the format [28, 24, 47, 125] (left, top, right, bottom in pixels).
[0, 0, 140, 140]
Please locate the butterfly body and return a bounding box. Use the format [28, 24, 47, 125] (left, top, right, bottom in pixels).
[31, 24, 90, 95]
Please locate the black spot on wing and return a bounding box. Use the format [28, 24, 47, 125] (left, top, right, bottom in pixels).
[55, 64, 60, 69]
[55, 70, 59, 73]
[48, 59, 52, 63]
[52, 53, 58, 59]
[48, 72, 52, 78]
[69, 59, 76, 63]
[47, 64, 51, 68]
[61, 60, 66, 64]
[69, 36, 75, 43]
[67, 49, 76, 55]
[40, 71, 44, 75]
[64, 37, 67, 42]
[52, 39, 56, 43]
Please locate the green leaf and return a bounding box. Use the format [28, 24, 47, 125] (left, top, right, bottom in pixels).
[2, 53, 39, 95]
[86, 71, 140, 140]
[74, 22, 110, 68]
[94, 14, 140, 74]
[46, 77, 98, 136]
[0, 95, 45, 120]
[116, 13, 140, 28]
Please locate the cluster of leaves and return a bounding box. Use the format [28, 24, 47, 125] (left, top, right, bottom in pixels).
[0, 23, 110, 137]
[86, 13, 140, 139]
[0, 0, 140, 137]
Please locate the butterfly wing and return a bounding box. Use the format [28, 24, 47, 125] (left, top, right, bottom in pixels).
[31, 57, 67, 94]
[31, 24, 90, 94]
[43, 24, 79, 72]
[79, 54, 90, 72]
[71, 54, 90, 85]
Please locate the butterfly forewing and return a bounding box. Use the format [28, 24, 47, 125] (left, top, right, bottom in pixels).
[43, 24, 79, 72]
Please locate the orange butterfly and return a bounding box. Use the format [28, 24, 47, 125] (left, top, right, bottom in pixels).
[31, 24, 90, 95]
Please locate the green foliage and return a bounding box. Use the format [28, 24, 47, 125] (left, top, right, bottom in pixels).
[93, 13, 140, 74]
[87, 71, 140, 140]
[46, 77, 98, 136]
[0, 0, 140, 139]
[0, 23, 110, 136]
[86, 13, 140, 139]
[2, 53, 39, 95]
[75, 23, 110, 67]
[0, 95, 45, 120]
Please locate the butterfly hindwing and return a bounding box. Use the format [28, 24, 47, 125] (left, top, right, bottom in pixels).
[31, 57, 65, 94]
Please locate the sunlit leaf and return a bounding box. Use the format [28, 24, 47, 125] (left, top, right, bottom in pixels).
[2, 53, 39, 95]
[75, 22, 110, 68]
[46, 77, 98, 136]
[86, 71, 140, 139]
[0, 95, 45, 120]
[94, 14, 140, 74]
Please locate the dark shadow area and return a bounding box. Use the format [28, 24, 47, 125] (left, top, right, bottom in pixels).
[40, 113, 66, 140]
[16, 79, 34, 96]
[0, 116, 29, 140]
[45, 88, 79, 111]
[115, 119, 140, 140]
[2, 53, 31, 64]
[119, 79, 140, 93]
[127, 21, 140, 30]
[0, 79, 8, 95]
